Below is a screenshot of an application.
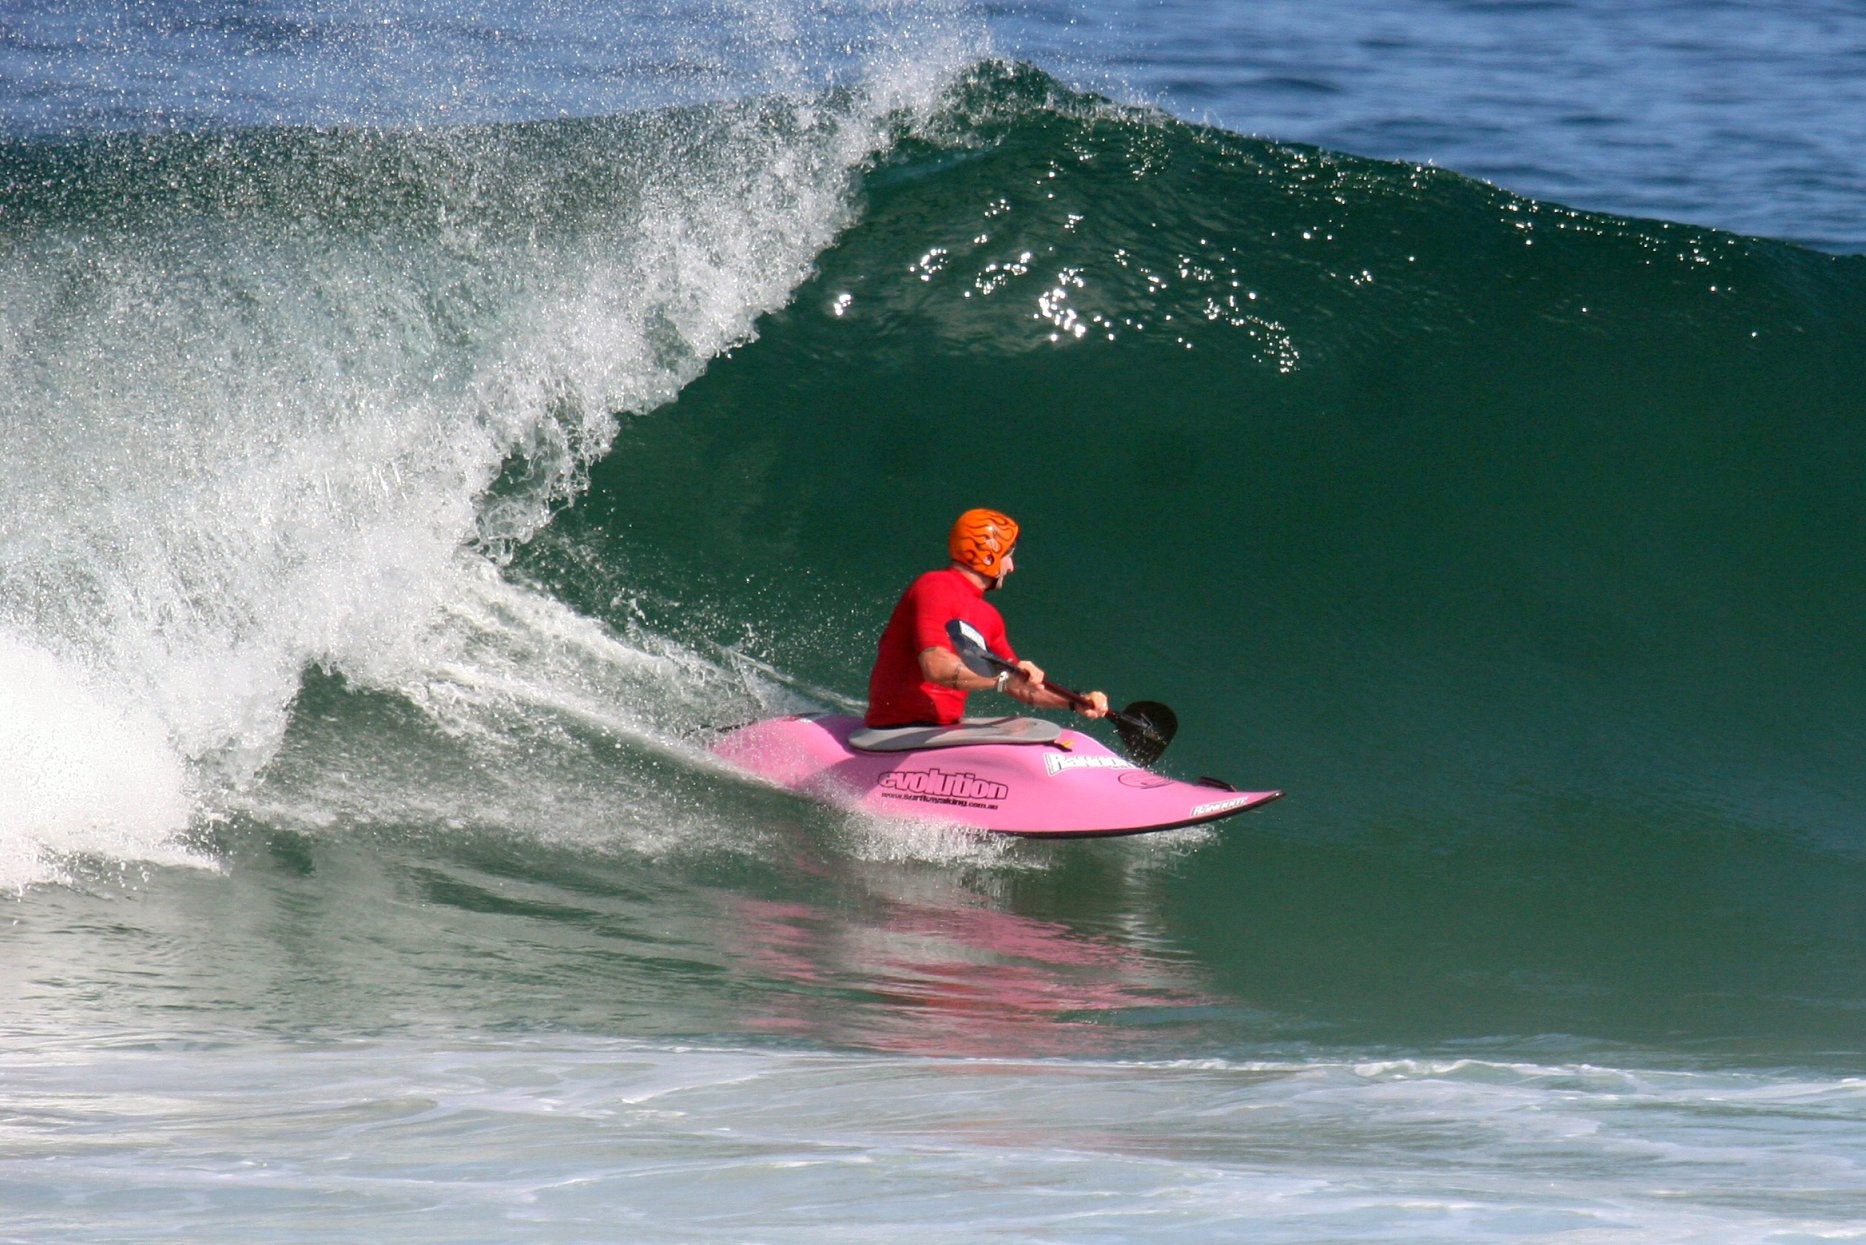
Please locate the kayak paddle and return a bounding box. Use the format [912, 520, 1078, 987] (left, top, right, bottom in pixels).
[946, 619, 1178, 766]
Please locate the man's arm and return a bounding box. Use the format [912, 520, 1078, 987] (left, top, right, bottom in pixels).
[917, 647, 1108, 718]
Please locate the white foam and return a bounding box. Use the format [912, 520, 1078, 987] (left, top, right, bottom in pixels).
[0, 30, 981, 876]
[0, 632, 210, 892]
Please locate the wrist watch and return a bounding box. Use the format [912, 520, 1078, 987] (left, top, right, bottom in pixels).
[995, 670, 1012, 693]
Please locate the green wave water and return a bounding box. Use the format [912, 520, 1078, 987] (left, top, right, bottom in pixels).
[7, 58, 1866, 1244]
[6, 61, 1865, 1054]
[532, 65, 1866, 1051]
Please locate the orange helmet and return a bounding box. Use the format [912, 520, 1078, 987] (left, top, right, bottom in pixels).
[948, 508, 1019, 577]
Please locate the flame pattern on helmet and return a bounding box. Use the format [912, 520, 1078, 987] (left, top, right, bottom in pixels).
[949, 508, 1019, 575]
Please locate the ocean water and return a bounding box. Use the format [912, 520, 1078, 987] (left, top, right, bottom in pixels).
[4, 2, 1866, 1241]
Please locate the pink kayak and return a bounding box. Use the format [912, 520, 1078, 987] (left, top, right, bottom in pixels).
[711, 713, 1282, 838]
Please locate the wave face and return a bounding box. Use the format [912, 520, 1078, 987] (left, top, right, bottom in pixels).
[6, 63, 1866, 1055]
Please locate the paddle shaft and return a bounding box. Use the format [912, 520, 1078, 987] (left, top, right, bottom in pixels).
[970, 648, 1150, 736]
[941, 618, 1174, 761]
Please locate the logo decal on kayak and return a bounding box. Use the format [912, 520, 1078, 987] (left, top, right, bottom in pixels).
[877, 767, 1009, 808]
[1190, 795, 1255, 817]
[1044, 753, 1135, 776]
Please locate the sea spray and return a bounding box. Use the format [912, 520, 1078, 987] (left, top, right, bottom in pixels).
[0, 35, 980, 883]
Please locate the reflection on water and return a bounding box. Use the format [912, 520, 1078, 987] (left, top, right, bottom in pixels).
[725, 867, 1217, 1058]
[7, 777, 1243, 1064]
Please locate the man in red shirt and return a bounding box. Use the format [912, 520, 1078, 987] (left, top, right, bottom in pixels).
[865, 508, 1110, 728]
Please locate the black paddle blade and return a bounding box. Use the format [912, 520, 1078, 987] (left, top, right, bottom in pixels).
[1114, 700, 1177, 766]
[945, 617, 1005, 678]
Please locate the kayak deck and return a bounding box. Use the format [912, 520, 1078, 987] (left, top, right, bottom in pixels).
[711, 713, 1281, 838]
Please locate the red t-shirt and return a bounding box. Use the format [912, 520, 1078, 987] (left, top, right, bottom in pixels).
[865, 568, 1018, 727]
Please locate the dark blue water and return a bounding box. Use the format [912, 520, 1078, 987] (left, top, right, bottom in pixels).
[1058, 0, 1866, 253]
[5, 1, 1862, 249]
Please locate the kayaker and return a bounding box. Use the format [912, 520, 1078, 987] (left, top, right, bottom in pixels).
[865, 508, 1110, 728]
